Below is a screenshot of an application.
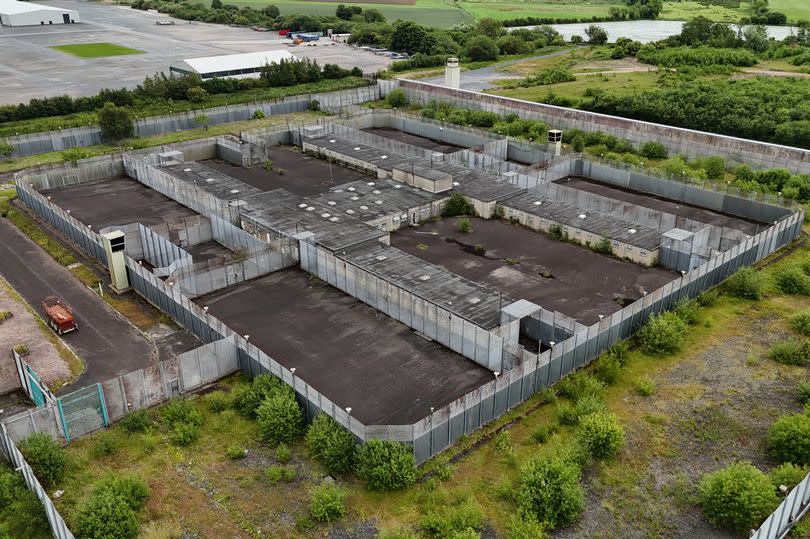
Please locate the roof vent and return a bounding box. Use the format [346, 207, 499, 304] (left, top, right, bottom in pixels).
[205, 178, 215, 183]
[381, 155, 388, 159]
[468, 297, 481, 304]
[321, 213, 331, 218]
[298, 203, 308, 208]
[533, 201, 542, 206]
[629, 229, 637, 234]
[183, 168, 192, 172]
[578, 213, 587, 219]
[327, 201, 336, 206]
[360, 205, 369, 210]
[372, 190, 381, 195]
[375, 200, 384, 205]
[367, 182, 375, 186]
[347, 187, 356, 192]
[419, 275, 430, 281]
[329, 217, 339, 222]
[350, 196, 359, 201]
[393, 184, 402, 189]
[354, 147, 361, 151]
[306, 206, 315, 211]
[375, 255, 387, 261]
[346, 209, 355, 214]
[329, 139, 336, 143]
[452, 182, 460, 186]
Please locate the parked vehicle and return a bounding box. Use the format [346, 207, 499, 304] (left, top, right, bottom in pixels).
[155, 20, 175, 25]
[42, 296, 77, 335]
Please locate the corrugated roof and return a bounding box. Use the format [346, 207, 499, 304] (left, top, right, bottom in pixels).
[176, 50, 295, 74]
[0, 0, 74, 14]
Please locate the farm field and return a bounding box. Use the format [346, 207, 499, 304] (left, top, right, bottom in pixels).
[769, 0, 810, 22]
[458, 0, 616, 22]
[49, 42, 145, 58]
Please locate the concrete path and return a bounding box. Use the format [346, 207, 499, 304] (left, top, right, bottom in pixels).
[420, 48, 575, 91]
[0, 216, 155, 393]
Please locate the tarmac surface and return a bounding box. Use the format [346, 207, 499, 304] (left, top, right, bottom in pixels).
[555, 176, 763, 235]
[185, 241, 238, 265]
[362, 127, 464, 154]
[202, 145, 372, 196]
[42, 176, 197, 229]
[392, 216, 678, 325]
[0, 213, 155, 391]
[198, 268, 493, 425]
[0, 0, 392, 104]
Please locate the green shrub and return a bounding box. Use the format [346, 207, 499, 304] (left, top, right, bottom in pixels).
[592, 235, 612, 255]
[305, 413, 356, 475]
[18, 433, 67, 487]
[532, 422, 558, 444]
[769, 463, 809, 492]
[204, 390, 231, 412]
[169, 422, 201, 447]
[698, 462, 777, 532]
[593, 354, 622, 385]
[774, 265, 810, 295]
[419, 498, 483, 538]
[354, 440, 416, 491]
[256, 389, 302, 445]
[91, 431, 119, 458]
[377, 528, 420, 539]
[0, 466, 50, 538]
[505, 515, 546, 539]
[456, 216, 472, 233]
[636, 311, 687, 356]
[386, 88, 408, 108]
[575, 412, 624, 460]
[309, 483, 347, 522]
[443, 192, 475, 217]
[232, 374, 285, 419]
[798, 381, 810, 405]
[493, 431, 515, 461]
[160, 399, 203, 427]
[120, 409, 152, 433]
[556, 371, 605, 401]
[252, 109, 265, 119]
[557, 394, 606, 426]
[675, 299, 700, 325]
[225, 444, 246, 460]
[724, 267, 766, 300]
[767, 340, 810, 366]
[517, 454, 584, 529]
[548, 223, 564, 241]
[641, 141, 668, 160]
[697, 289, 720, 307]
[275, 443, 292, 464]
[74, 493, 139, 539]
[634, 376, 656, 396]
[92, 474, 149, 511]
[789, 312, 810, 336]
[767, 413, 810, 465]
[266, 465, 295, 485]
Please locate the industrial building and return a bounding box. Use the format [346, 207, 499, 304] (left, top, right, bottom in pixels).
[0, 0, 79, 26]
[169, 50, 296, 80]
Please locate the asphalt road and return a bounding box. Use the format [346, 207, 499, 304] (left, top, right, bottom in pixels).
[0, 216, 155, 393]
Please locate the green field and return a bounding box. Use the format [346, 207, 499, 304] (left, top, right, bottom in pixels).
[459, 0, 615, 21]
[770, 0, 810, 21]
[49, 42, 145, 58]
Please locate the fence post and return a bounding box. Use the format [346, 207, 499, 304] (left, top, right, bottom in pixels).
[97, 383, 110, 428]
[56, 399, 70, 443]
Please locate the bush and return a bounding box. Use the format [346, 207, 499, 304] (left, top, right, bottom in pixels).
[634, 376, 656, 396]
[798, 381, 810, 405]
[791, 312, 810, 337]
[161, 399, 203, 427]
[420, 498, 483, 537]
[266, 465, 295, 485]
[592, 235, 612, 255]
[204, 390, 231, 412]
[675, 299, 700, 325]
[98, 102, 134, 142]
[769, 463, 808, 492]
[186, 86, 208, 103]
[463, 35, 499, 61]
[641, 141, 668, 159]
[767, 412, 810, 465]
[252, 109, 265, 119]
[593, 354, 622, 385]
[443, 192, 475, 217]
[386, 88, 408, 108]
[557, 394, 606, 426]
[532, 422, 558, 444]
[556, 371, 605, 401]
[774, 265, 810, 295]
[120, 409, 152, 433]
[169, 422, 201, 446]
[575, 412, 624, 460]
[275, 443, 292, 463]
[91, 431, 119, 458]
[518, 454, 584, 529]
[309, 483, 348, 522]
[92, 474, 149, 511]
[0, 466, 50, 538]
[354, 440, 416, 491]
[232, 374, 285, 419]
[74, 494, 140, 539]
[305, 413, 356, 475]
[698, 462, 777, 532]
[225, 444, 246, 460]
[308, 99, 320, 111]
[505, 515, 546, 539]
[18, 433, 67, 487]
[724, 267, 766, 300]
[256, 389, 302, 445]
[767, 340, 810, 366]
[456, 216, 472, 233]
[636, 311, 686, 356]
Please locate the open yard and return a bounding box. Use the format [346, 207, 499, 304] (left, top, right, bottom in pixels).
[49, 42, 145, 58]
[32, 229, 810, 538]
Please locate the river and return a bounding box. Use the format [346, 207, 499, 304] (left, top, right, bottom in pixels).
[509, 20, 798, 44]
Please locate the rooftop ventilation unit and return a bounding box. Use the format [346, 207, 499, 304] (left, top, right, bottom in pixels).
[321, 213, 331, 218]
[372, 190, 381, 195]
[360, 205, 369, 210]
[629, 229, 637, 234]
[578, 214, 587, 219]
[346, 209, 355, 214]
[327, 201, 336, 206]
[394, 185, 402, 189]
[329, 217, 339, 222]
[183, 168, 192, 172]
[533, 201, 542, 206]
[306, 206, 315, 211]
[298, 203, 308, 208]
[381, 155, 388, 159]
[468, 297, 481, 304]
[453, 182, 460, 186]
[347, 187, 356, 192]
[329, 139, 336, 143]
[350, 196, 359, 201]
[375, 255, 387, 261]
[419, 275, 430, 281]
[375, 200, 384, 205]
[367, 182, 375, 186]
[206, 178, 215, 183]
[354, 147, 361, 151]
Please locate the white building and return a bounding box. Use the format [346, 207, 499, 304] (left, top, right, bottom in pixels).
[0, 0, 80, 26]
[169, 50, 297, 80]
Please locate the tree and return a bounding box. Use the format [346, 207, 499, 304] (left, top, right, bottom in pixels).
[211, 0, 222, 8]
[305, 413, 356, 474]
[18, 433, 67, 487]
[335, 4, 361, 20]
[0, 140, 13, 159]
[640, 141, 667, 159]
[256, 389, 303, 445]
[98, 102, 134, 142]
[698, 462, 777, 532]
[262, 4, 279, 18]
[636, 311, 686, 356]
[585, 25, 608, 45]
[354, 440, 416, 491]
[390, 21, 436, 55]
[463, 36, 499, 62]
[362, 8, 384, 23]
[186, 86, 208, 103]
[743, 25, 769, 53]
[195, 114, 211, 132]
[386, 88, 408, 108]
[767, 412, 810, 465]
[496, 35, 530, 55]
[476, 17, 504, 40]
[517, 454, 584, 529]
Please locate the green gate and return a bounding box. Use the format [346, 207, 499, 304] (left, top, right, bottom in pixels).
[57, 384, 109, 442]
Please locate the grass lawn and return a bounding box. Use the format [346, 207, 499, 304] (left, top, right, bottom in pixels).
[459, 0, 615, 21]
[49, 42, 145, 58]
[770, 0, 810, 22]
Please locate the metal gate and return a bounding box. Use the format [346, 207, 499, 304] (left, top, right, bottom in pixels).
[57, 384, 109, 442]
[13, 350, 54, 407]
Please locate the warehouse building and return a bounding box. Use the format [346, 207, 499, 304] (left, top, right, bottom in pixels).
[0, 0, 79, 26]
[169, 50, 296, 80]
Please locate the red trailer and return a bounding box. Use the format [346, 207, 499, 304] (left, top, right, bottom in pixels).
[42, 296, 77, 335]
[279, 29, 290, 36]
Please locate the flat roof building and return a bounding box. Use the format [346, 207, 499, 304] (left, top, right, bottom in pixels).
[169, 50, 296, 80]
[0, 0, 79, 26]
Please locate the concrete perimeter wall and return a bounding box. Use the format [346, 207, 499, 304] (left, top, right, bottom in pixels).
[386, 79, 810, 175]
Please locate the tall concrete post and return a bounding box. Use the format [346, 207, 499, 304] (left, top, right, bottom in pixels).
[445, 57, 460, 89]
